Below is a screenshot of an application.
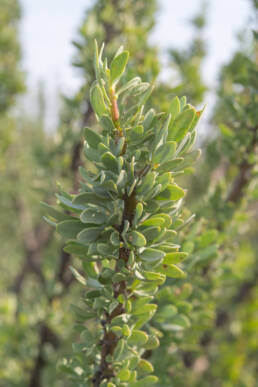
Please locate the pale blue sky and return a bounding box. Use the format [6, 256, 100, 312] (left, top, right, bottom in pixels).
[19, 0, 252, 128]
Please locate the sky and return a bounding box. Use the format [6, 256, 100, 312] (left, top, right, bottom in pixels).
[19, 0, 252, 129]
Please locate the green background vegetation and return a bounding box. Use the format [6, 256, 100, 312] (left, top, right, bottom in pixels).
[0, 0, 257, 386]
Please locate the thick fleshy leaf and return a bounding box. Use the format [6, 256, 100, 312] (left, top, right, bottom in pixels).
[128, 330, 148, 346]
[153, 141, 176, 165]
[137, 359, 154, 376]
[144, 335, 160, 350]
[57, 220, 85, 239]
[141, 216, 165, 227]
[141, 226, 161, 241]
[167, 108, 196, 142]
[163, 252, 188, 264]
[40, 202, 71, 221]
[140, 248, 165, 262]
[70, 266, 87, 286]
[80, 207, 106, 224]
[168, 96, 180, 117]
[84, 127, 102, 148]
[100, 115, 115, 132]
[158, 263, 186, 278]
[117, 368, 131, 382]
[56, 194, 85, 211]
[77, 227, 102, 243]
[131, 375, 158, 386]
[110, 230, 120, 246]
[156, 158, 184, 173]
[132, 303, 157, 315]
[156, 172, 172, 191]
[90, 83, 106, 116]
[137, 171, 156, 195]
[127, 125, 144, 143]
[171, 314, 191, 329]
[132, 202, 143, 226]
[63, 242, 88, 256]
[82, 261, 99, 279]
[73, 192, 109, 206]
[101, 151, 120, 173]
[156, 184, 185, 201]
[129, 231, 147, 247]
[110, 51, 129, 85]
[141, 270, 165, 284]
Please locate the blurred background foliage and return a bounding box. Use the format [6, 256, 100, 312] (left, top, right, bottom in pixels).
[0, 0, 257, 386]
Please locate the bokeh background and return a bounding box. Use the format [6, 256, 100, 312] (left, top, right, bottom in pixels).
[0, 0, 257, 386]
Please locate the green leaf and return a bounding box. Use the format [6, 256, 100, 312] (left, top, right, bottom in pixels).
[144, 201, 160, 213]
[141, 270, 165, 284]
[156, 172, 172, 191]
[73, 192, 109, 206]
[131, 375, 158, 386]
[140, 248, 165, 262]
[97, 243, 117, 256]
[156, 305, 177, 321]
[127, 125, 144, 143]
[82, 261, 99, 279]
[100, 115, 115, 132]
[175, 150, 201, 170]
[113, 338, 125, 360]
[43, 216, 56, 227]
[168, 96, 180, 117]
[137, 359, 154, 376]
[63, 242, 88, 256]
[156, 184, 185, 201]
[57, 220, 85, 239]
[80, 207, 106, 224]
[70, 304, 95, 321]
[117, 368, 131, 381]
[132, 202, 143, 226]
[132, 303, 157, 315]
[171, 314, 190, 328]
[141, 216, 165, 227]
[153, 141, 177, 165]
[80, 328, 94, 346]
[167, 108, 196, 142]
[90, 83, 106, 116]
[141, 226, 161, 241]
[143, 108, 155, 131]
[84, 143, 99, 162]
[158, 263, 186, 278]
[157, 213, 172, 227]
[180, 96, 187, 109]
[56, 194, 85, 211]
[110, 230, 120, 246]
[138, 84, 154, 107]
[70, 266, 87, 286]
[128, 330, 149, 346]
[77, 227, 102, 243]
[117, 76, 141, 96]
[129, 231, 147, 247]
[156, 229, 176, 243]
[110, 51, 129, 85]
[189, 106, 205, 132]
[144, 335, 160, 350]
[137, 171, 156, 195]
[84, 127, 102, 148]
[40, 202, 71, 221]
[101, 151, 120, 173]
[156, 158, 184, 173]
[163, 252, 188, 264]
[154, 114, 171, 146]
